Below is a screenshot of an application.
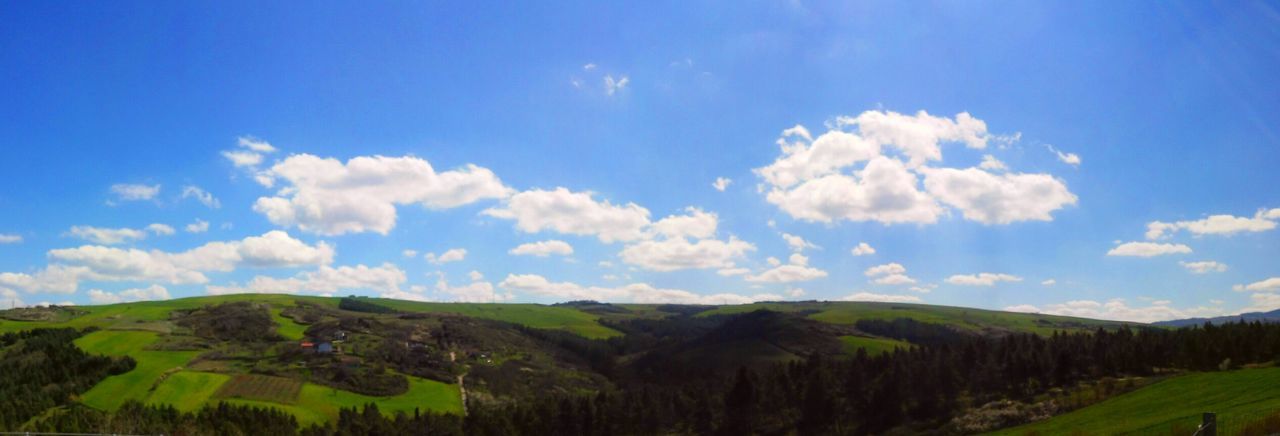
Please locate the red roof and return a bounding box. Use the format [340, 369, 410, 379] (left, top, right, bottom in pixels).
[301, 342, 314, 347]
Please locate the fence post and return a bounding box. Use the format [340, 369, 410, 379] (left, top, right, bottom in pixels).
[1200, 412, 1217, 436]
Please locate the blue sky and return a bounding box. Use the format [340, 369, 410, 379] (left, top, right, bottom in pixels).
[2, 1, 1278, 322]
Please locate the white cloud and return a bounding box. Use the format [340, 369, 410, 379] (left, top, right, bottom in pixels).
[850, 242, 875, 256]
[181, 185, 221, 209]
[838, 292, 922, 303]
[509, 240, 575, 257]
[1245, 293, 1280, 312]
[0, 265, 85, 294]
[1045, 144, 1081, 167]
[87, 284, 170, 305]
[621, 236, 754, 272]
[863, 262, 918, 286]
[945, 273, 1023, 286]
[498, 273, 779, 304]
[1145, 209, 1278, 240]
[1179, 260, 1228, 274]
[651, 208, 718, 240]
[222, 136, 277, 169]
[1107, 241, 1192, 257]
[433, 272, 511, 303]
[239, 136, 276, 153]
[30, 231, 333, 291]
[1030, 298, 1225, 323]
[756, 110, 1075, 226]
[425, 248, 467, 265]
[0, 234, 22, 244]
[745, 264, 828, 283]
[484, 188, 649, 243]
[1, 288, 22, 308]
[208, 263, 404, 295]
[908, 284, 937, 293]
[781, 233, 819, 252]
[147, 224, 175, 236]
[469, 270, 484, 281]
[978, 154, 1007, 171]
[1003, 304, 1041, 313]
[1234, 277, 1280, 293]
[786, 288, 806, 297]
[604, 74, 629, 95]
[717, 267, 750, 276]
[66, 226, 148, 245]
[763, 157, 943, 224]
[788, 253, 808, 266]
[185, 219, 209, 234]
[583, 63, 597, 71]
[712, 177, 732, 192]
[921, 166, 1077, 225]
[402, 249, 418, 258]
[110, 184, 161, 201]
[254, 154, 511, 235]
[864, 262, 906, 277]
[1041, 279, 1056, 286]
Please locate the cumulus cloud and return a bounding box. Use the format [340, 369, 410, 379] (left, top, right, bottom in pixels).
[921, 167, 1077, 225]
[1045, 144, 1081, 167]
[746, 263, 828, 283]
[185, 219, 210, 234]
[838, 292, 922, 303]
[208, 263, 404, 295]
[712, 177, 732, 192]
[65, 226, 148, 245]
[484, 188, 649, 243]
[1041, 279, 1056, 286]
[1234, 277, 1280, 293]
[717, 267, 750, 276]
[425, 248, 467, 265]
[87, 284, 170, 305]
[18, 231, 334, 292]
[979, 154, 1007, 171]
[181, 185, 221, 209]
[755, 110, 1076, 226]
[402, 249, 418, 258]
[0, 234, 22, 244]
[253, 154, 511, 235]
[621, 236, 754, 272]
[1107, 241, 1192, 257]
[850, 242, 875, 256]
[509, 240, 574, 257]
[781, 233, 819, 252]
[431, 272, 511, 303]
[1180, 260, 1227, 274]
[498, 273, 779, 304]
[147, 224, 176, 236]
[1145, 209, 1278, 240]
[1017, 299, 1225, 323]
[650, 208, 718, 240]
[222, 136, 276, 168]
[945, 273, 1023, 286]
[110, 184, 161, 201]
[863, 262, 917, 286]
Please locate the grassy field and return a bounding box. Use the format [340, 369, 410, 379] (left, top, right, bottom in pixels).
[367, 298, 622, 339]
[73, 330, 199, 411]
[699, 301, 1130, 335]
[146, 371, 231, 412]
[271, 307, 307, 340]
[220, 375, 463, 426]
[990, 367, 1280, 435]
[838, 335, 912, 356]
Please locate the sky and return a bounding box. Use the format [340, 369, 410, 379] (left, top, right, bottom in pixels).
[2, 1, 1279, 322]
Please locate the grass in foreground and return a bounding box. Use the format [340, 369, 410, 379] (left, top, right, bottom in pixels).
[990, 366, 1280, 435]
[145, 371, 231, 412]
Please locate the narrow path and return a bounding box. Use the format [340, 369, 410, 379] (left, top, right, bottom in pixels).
[450, 350, 467, 415]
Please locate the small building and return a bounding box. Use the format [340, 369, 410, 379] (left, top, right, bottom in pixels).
[300, 341, 315, 349]
[316, 342, 334, 354]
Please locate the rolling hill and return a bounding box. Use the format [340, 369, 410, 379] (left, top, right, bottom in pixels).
[0, 295, 1143, 430]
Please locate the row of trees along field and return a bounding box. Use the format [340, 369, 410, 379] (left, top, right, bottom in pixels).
[0, 328, 135, 429]
[13, 317, 1280, 435]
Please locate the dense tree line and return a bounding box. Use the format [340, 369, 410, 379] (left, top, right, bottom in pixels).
[0, 327, 135, 429]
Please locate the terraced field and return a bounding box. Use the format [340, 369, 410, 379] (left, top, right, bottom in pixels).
[839, 335, 913, 356]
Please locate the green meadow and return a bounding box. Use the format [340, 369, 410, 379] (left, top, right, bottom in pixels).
[990, 366, 1280, 435]
[839, 335, 912, 356]
[73, 330, 199, 411]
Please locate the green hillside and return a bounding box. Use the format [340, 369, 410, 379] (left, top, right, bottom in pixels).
[990, 367, 1280, 435]
[696, 301, 1132, 335]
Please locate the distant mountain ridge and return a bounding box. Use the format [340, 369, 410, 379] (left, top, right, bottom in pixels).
[1153, 309, 1280, 327]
